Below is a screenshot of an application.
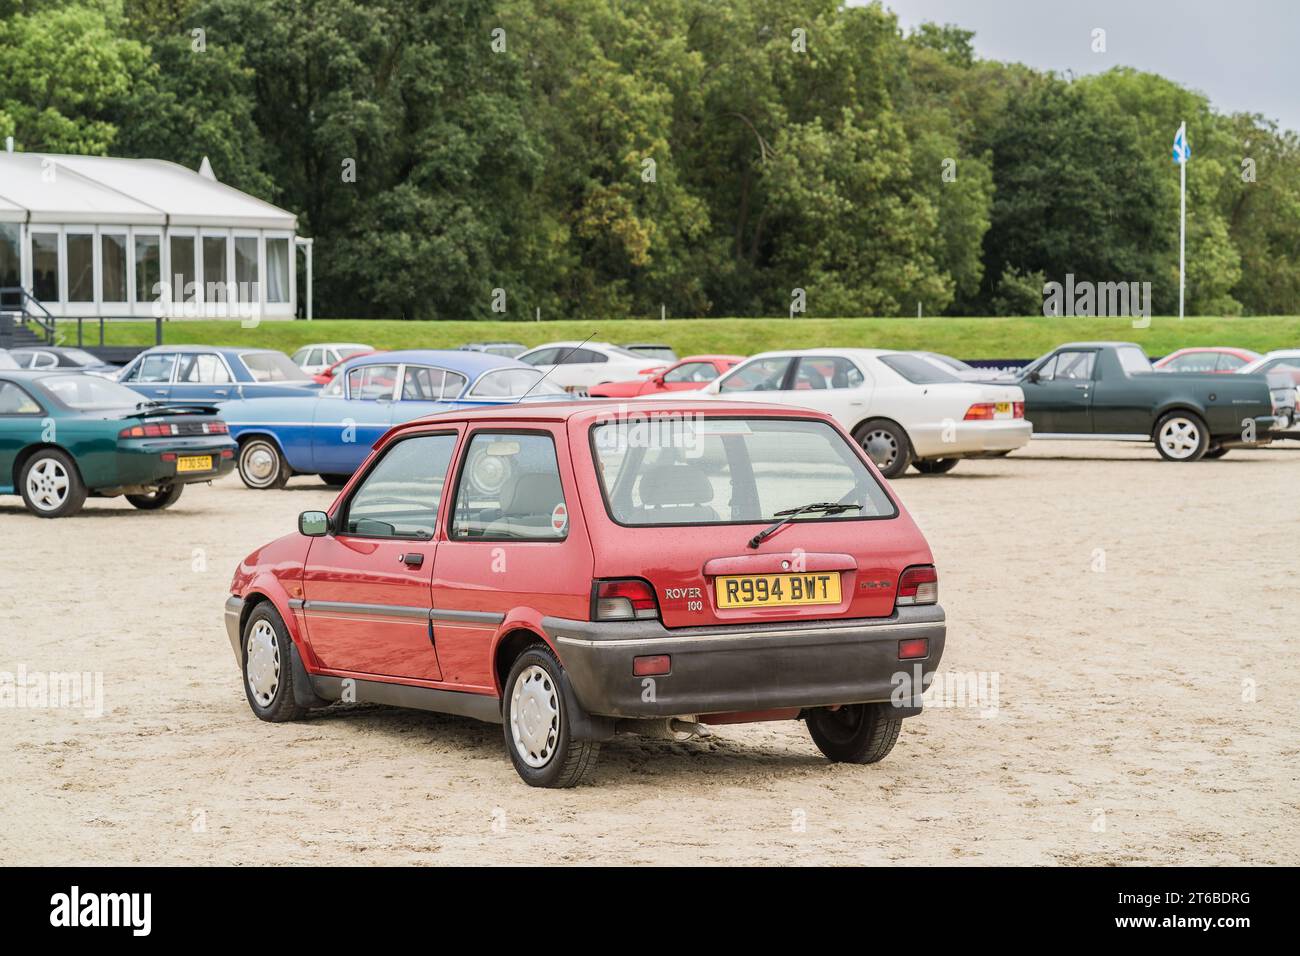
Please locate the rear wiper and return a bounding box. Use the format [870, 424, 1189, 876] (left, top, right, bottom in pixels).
[747, 501, 861, 549]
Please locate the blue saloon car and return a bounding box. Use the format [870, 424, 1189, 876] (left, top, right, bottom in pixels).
[116, 346, 320, 402]
[218, 350, 567, 488]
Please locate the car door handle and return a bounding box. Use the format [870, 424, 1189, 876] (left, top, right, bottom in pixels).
[399, 553, 424, 568]
[1073, 383, 1090, 390]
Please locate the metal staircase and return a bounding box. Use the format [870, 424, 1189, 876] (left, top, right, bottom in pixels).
[0, 287, 57, 349]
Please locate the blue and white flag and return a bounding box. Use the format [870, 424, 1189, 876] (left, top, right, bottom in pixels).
[1172, 125, 1191, 165]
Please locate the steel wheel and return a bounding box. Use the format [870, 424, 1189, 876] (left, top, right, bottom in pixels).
[238, 439, 288, 489]
[25, 458, 70, 512]
[861, 428, 899, 469]
[245, 619, 281, 707]
[1156, 415, 1204, 461]
[509, 664, 560, 769]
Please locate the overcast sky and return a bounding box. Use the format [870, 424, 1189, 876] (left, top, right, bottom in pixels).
[876, 0, 1299, 133]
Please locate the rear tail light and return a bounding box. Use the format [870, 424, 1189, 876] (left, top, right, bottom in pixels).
[963, 403, 995, 421]
[120, 423, 178, 438]
[592, 579, 660, 621]
[118, 420, 227, 438]
[896, 565, 938, 607]
[1013, 401, 1025, 418]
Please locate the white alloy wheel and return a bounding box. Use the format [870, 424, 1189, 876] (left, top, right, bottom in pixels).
[26, 457, 70, 512]
[510, 664, 560, 768]
[246, 620, 281, 707]
[1158, 416, 1201, 460]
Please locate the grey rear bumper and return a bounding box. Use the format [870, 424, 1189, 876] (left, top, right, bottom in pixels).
[543, 605, 946, 720]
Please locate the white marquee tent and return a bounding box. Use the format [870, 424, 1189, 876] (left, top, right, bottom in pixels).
[0, 149, 311, 321]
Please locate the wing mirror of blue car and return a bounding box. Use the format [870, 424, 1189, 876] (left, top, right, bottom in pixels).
[299, 510, 331, 536]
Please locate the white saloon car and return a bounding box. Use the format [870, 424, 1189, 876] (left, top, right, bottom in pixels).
[290, 343, 373, 375]
[684, 349, 1032, 477]
[516, 341, 659, 395]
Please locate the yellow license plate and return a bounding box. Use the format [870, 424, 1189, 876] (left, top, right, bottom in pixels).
[995, 402, 1012, 414]
[176, 455, 213, 473]
[715, 572, 841, 609]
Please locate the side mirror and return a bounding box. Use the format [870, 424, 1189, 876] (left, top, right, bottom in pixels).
[1026, 370, 1041, 384]
[299, 510, 330, 537]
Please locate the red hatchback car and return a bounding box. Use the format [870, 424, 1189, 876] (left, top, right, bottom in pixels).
[224, 400, 946, 787]
[588, 355, 744, 398]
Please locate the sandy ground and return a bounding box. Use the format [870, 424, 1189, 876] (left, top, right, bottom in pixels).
[2, 439, 1297, 866]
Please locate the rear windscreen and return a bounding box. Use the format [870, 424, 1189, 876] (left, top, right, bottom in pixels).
[590, 417, 896, 526]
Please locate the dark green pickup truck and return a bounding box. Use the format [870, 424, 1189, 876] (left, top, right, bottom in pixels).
[1011, 342, 1291, 461]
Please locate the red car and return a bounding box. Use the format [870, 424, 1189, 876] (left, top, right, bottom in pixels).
[587, 355, 743, 398]
[312, 350, 379, 384]
[1152, 347, 1261, 374]
[224, 400, 945, 787]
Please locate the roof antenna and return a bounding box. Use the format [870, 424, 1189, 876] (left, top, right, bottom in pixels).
[512, 332, 597, 405]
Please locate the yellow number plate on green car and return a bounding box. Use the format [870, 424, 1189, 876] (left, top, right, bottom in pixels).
[714, 573, 841, 609]
[176, 455, 213, 473]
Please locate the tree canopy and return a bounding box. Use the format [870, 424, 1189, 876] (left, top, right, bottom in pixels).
[1, 0, 1295, 317]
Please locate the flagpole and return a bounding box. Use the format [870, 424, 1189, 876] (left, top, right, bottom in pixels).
[1178, 120, 1186, 320]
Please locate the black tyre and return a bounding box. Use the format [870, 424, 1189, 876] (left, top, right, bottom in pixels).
[241, 603, 308, 722]
[806, 703, 903, 764]
[238, 437, 290, 489]
[912, 458, 960, 475]
[126, 483, 184, 510]
[853, 419, 912, 479]
[502, 645, 599, 788]
[320, 473, 351, 487]
[19, 448, 88, 518]
[1153, 411, 1209, 462]
[1203, 445, 1230, 459]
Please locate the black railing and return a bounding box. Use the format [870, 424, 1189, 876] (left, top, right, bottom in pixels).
[0, 287, 57, 345]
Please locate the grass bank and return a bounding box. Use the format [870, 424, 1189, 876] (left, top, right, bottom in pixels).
[91, 315, 1300, 359]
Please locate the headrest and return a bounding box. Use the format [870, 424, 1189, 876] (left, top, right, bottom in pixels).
[639, 465, 714, 508]
[503, 473, 564, 515]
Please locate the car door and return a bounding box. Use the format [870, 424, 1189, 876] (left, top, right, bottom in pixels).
[1021, 350, 1095, 433]
[789, 356, 870, 427]
[172, 352, 235, 402]
[120, 352, 178, 401]
[311, 363, 398, 474]
[431, 426, 582, 690]
[0, 380, 44, 491]
[301, 430, 461, 679]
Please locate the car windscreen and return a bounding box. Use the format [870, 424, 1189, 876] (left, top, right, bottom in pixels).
[39, 374, 147, 409]
[469, 368, 566, 397]
[241, 351, 311, 382]
[591, 417, 896, 526]
[879, 353, 960, 384]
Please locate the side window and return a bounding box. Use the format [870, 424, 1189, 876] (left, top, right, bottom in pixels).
[177, 353, 232, 384]
[451, 432, 567, 540]
[441, 370, 468, 397]
[719, 357, 791, 392]
[1056, 351, 1096, 380]
[519, 348, 558, 366]
[347, 364, 398, 400]
[664, 362, 712, 384]
[290, 348, 309, 365]
[561, 348, 605, 365]
[793, 357, 863, 390]
[1033, 355, 1059, 381]
[1216, 353, 1247, 371]
[0, 381, 41, 414]
[32, 351, 58, 369]
[305, 349, 324, 368]
[402, 366, 446, 401]
[343, 434, 458, 539]
[132, 353, 178, 383]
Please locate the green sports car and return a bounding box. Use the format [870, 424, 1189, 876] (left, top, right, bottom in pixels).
[0, 370, 237, 518]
